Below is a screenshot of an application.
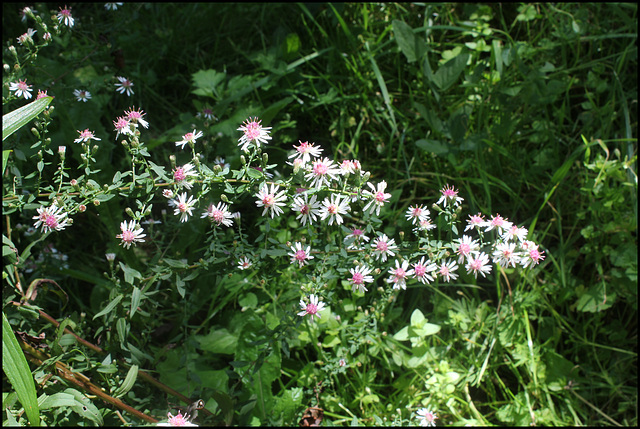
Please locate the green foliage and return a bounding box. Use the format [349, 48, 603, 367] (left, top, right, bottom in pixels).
[2, 2, 637, 427]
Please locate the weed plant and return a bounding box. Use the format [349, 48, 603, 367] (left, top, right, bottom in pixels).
[2, 3, 637, 426]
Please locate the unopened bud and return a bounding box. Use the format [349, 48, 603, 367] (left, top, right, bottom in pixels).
[213, 164, 222, 173]
[240, 155, 246, 165]
[58, 146, 66, 159]
[262, 153, 268, 165]
[220, 194, 229, 203]
[93, 200, 100, 206]
[399, 230, 404, 241]
[92, 145, 99, 156]
[78, 204, 86, 213]
[193, 156, 200, 168]
[125, 208, 134, 217]
[31, 128, 40, 138]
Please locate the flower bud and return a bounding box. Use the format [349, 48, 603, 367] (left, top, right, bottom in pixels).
[125, 207, 134, 217]
[262, 153, 268, 165]
[92, 145, 99, 156]
[78, 204, 86, 213]
[58, 146, 66, 159]
[31, 127, 40, 138]
[220, 194, 229, 203]
[93, 200, 100, 206]
[240, 155, 246, 165]
[213, 164, 222, 174]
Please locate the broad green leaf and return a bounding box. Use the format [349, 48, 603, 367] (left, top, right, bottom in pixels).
[130, 286, 141, 318]
[2, 96, 52, 142]
[410, 309, 425, 327]
[432, 53, 470, 91]
[2, 312, 40, 426]
[392, 19, 418, 63]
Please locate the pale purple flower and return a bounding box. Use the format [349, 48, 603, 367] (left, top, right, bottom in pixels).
[125, 107, 149, 128]
[157, 411, 198, 427]
[362, 180, 391, 217]
[344, 227, 370, 250]
[492, 242, 520, 268]
[436, 184, 463, 208]
[305, 157, 341, 189]
[170, 192, 197, 223]
[298, 294, 326, 322]
[371, 233, 397, 262]
[9, 79, 32, 99]
[501, 224, 528, 242]
[237, 117, 271, 152]
[319, 193, 350, 226]
[456, 235, 480, 263]
[406, 205, 430, 225]
[113, 116, 134, 139]
[201, 202, 234, 227]
[465, 252, 492, 279]
[116, 220, 146, 249]
[32, 203, 70, 233]
[175, 129, 203, 149]
[289, 140, 323, 165]
[520, 243, 545, 269]
[484, 213, 513, 233]
[349, 265, 374, 293]
[465, 213, 486, 232]
[172, 163, 197, 190]
[387, 259, 414, 290]
[437, 259, 458, 282]
[74, 129, 101, 143]
[416, 408, 438, 427]
[412, 256, 438, 284]
[290, 193, 321, 226]
[288, 242, 314, 267]
[255, 183, 288, 218]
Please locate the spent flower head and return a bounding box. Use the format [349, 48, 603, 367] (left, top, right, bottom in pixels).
[114, 76, 134, 96]
[57, 5, 74, 27]
[73, 89, 91, 102]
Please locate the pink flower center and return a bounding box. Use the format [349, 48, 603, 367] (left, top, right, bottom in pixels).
[178, 202, 188, 213]
[439, 265, 450, 276]
[121, 230, 135, 243]
[294, 250, 307, 262]
[297, 141, 310, 153]
[376, 241, 388, 252]
[184, 132, 194, 141]
[443, 188, 457, 198]
[374, 191, 386, 203]
[414, 264, 426, 277]
[352, 272, 364, 284]
[352, 228, 363, 236]
[412, 207, 422, 217]
[327, 204, 338, 214]
[174, 167, 186, 181]
[211, 209, 224, 224]
[299, 204, 309, 215]
[244, 122, 261, 141]
[395, 268, 406, 278]
[313, 162, 328, 176]
[60, 9, 71, 17]
[469, 258, 482, 271]
[262, 194, 275, 207]
[458, 243, 471, 255]
[44, 215, 58, 229]
[530, 248, 543, 261]
[306, 303, 318, 315]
